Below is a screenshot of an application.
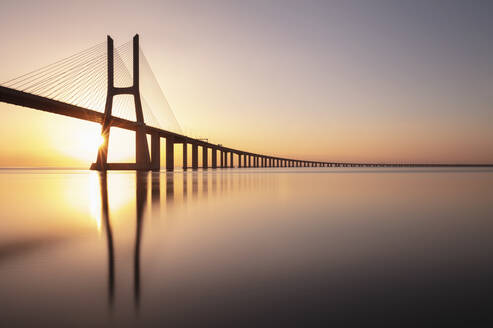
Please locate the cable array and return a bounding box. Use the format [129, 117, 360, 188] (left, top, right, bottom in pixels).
[1, 38, 182, 132]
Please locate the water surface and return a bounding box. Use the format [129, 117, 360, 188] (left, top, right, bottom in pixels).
[0, 168, 492, 326]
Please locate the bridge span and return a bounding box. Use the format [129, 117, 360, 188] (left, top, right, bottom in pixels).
[1, 35, 491, 171]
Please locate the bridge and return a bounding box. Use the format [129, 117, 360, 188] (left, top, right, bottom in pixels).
[1, 35, 491, 170]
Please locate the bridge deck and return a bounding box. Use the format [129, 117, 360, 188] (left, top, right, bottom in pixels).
[1, 86, 492, 169]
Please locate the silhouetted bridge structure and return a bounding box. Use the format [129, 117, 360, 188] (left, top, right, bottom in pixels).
[1, 35, 491, 171]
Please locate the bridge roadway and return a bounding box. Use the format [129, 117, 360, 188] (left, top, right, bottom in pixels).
[1, 85, 492, 171]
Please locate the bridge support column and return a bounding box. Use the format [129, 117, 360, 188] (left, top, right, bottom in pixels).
[192, 143, 198, 170]
[166, 138, 174, 172]
[182, 142, 187, 170]
[92, 34, 151, 171]
[202, 146, 208, 169]
[212, 148, 217, 169]
[151, 134, 160, 171]
[220, 150, 224, 168]
[230, 152, 234, 168]
[238, 154, 242, 168]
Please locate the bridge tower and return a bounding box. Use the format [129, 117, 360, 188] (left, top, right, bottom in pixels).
[91, 34, 151, 171]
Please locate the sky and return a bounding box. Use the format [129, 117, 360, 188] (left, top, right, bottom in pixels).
[0, 0, 492, 167]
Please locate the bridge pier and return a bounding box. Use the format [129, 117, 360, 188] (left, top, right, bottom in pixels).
[238, 154, 242, 168]
[182, 142, 187, 170]
[212, 148, 217, 169]
[203, 146, 208, 169]
[151, 134, 160, 171]
[166, 138, 174, 172]
[192, 143, 198, 170]
[230, 152, 234, 168]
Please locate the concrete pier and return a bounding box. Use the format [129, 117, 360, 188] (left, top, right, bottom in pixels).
[182, 143, 187, 170]
[202, 146, 208, 169]
[151, 134, 160, 171]
[212, 148, 217, 168]
[166, 137, 174, 172]
[192, 143, 198, 170]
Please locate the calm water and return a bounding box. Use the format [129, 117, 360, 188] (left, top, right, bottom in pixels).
[0, 168, 492, 327]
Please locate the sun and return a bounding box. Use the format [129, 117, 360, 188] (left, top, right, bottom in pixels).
[48, 121, 104, 163]
[48, 119, 136, 165]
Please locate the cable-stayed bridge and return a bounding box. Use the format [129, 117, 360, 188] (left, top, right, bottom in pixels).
[0, 35, 490, 170]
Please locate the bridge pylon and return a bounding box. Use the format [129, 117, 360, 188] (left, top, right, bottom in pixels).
[91, 34, 152, 171]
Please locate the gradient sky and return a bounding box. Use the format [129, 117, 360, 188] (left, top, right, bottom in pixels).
[1, 0, 492, 167]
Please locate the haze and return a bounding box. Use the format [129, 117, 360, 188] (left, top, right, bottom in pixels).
[1, 0, 492, 167]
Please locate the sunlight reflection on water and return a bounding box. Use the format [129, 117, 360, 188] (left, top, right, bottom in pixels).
[0, 168, 492, 327]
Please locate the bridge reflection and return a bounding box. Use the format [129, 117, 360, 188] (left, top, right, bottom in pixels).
[99, 172, 149, 312]
[97, 170, 268, 312]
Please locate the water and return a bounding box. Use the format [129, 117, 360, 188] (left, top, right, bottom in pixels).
[0, 168, 492, 327]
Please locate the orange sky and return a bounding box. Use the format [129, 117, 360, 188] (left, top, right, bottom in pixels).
[0, 0, 492, 167]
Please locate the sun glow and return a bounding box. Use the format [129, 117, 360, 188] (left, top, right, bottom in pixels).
[43, 118, 136, 165]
